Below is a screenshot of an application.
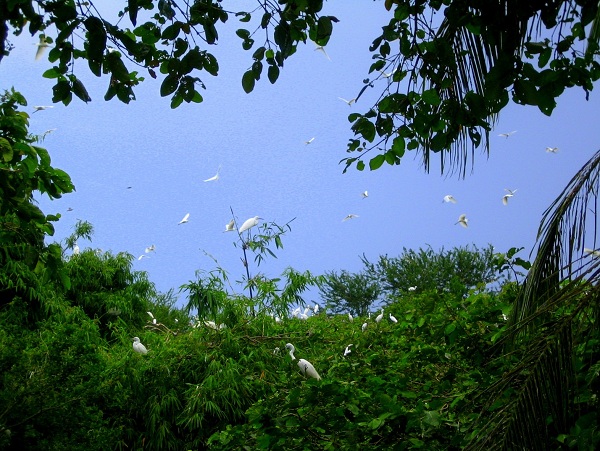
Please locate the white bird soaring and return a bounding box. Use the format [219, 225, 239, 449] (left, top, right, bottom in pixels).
[546, 147, 559, 153]
[34, 36, 50, 61]
[203, 165, 221, 182]
[224, 219, 235, 232]
[314, 43, 331, 60]
[498, 130, 517, 138]
[138, 254, 150, 261]
[145, 244, 156, 253]
[239, 216, 261, 233]
[338, 97, 356, 106]
[375, 310, 384, 323]
[132, 337, 148, 354]
[342, 214, 359, 221]
[455, 214, 468, 228]
[178, 213, 190, 225]
[298, 358, 321, 380]
[361, 191, 369, 199]
[33, 105, 53, 113]
[443, 194, 457, 204]
[502, 188, 517, 205]
[304, 137, 315, 145]
[389, 314, 398, 323]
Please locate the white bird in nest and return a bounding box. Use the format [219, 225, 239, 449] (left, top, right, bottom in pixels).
[338, 97, 356, 106]
[304, 137, 315, 145]
[203, 165, 221, 182]
[178, 213, 190, 225]
[389, 313, 398, 323]
[132, 337, 148, 354]
[344, 344, 353, 357]
[224, 219, 235, 232]
[343, 214, 359, 221]
[546, 147, 559, 153]
[455, 214, 468, 228]
[238, 216, 261, 233]
[443, 194, 457, 204]
[313, 43, 331, 60]
[498, 130, 517, 138]
[361, 191, 369, 199]
[375, 310, 384, 323]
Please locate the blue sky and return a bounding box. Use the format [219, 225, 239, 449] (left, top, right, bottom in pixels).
[2, 3, 599, 305]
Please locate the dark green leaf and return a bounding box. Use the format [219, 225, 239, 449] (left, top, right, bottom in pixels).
[369, 154, 385, 171]
[242, 70, 255, 93]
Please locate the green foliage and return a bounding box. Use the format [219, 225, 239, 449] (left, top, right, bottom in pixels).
[320, 269, 381, 316]
[362, 244, 499, 298]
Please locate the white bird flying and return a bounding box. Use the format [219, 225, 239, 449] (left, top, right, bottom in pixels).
[338, 97, 356, 106]
[498, 131, 517, 138]
[342, 214, 359, 221]
[34, 36, 50, 61]
[443, 194, 457, 204]
[304, 137, 315, 145]
[380, 68, 398, 78]
[239, 216, 261, 233]
[584, 248, 600, 258]
[298, 358, 321, 380]
[455, 214, 468, 228]
[178, 213, 190, 225]
[344, 344, 353, 357]
[132, 337, 148, 355]
[375, 310, 384, 323]
[361, 191, 369, 199]
[502, 194, 513, 205]
[224, 219, 235, 232]
[362, 322, 368, 332]
[203, 165, 221, 182]
[314, 43, 331, 60]
[505, 188, 518, 195]
[285, 343, 296, 361]
[389, 314, 398, 323]
[33, 105, 53, 113]
[145, 244, 156, 253]
[546, 147, 559, 153]
[138, 254, 150, 261]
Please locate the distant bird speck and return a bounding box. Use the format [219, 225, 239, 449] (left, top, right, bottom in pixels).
[443, 194, 457, 204]
[145, 244, 156, 253]
[455, 214, 468, 228]
[178, 213, 190, 225]
[314, 43, 331, 60]
[224, 219, 235, 232]
[342, 214, 359, 221]
[67, 207, 73, 212]
[361, 191, 368, 199]
[33, 105, 53, 113]
[304, 137, 315, 145]
[546, 147, 559, 153]
[138, 254, 150, 261]
[203, 165, 221, 182]
[498, 131, 517, 138]
[338, 97, 356, 106]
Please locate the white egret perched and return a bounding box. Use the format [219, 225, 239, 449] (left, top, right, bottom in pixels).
[361, 191, 369, 199]
[73, 243, 80, 255]
[342, 214, 359, 221]
[313, 304, 319, 314]
[147, 311, 157, 324]
[375, 310, 384, 323]
[455, 214, 468, 228]
[338, 97, 356, 106]
[224, 219, 235, 232]
[239, 216, 261, 233]
[203, 165, 221, 182]
[132, 337, 148, 354]
[362, 322, 368, 332]
[291, 307, 301, 318]
[389, 314, 398, 323]
[348, 313, 353, 322]
[498, 130, 517, 138]
[178, 213, 190, 225]
[285, 343, 296, 361]
[443, 194, 457, 204]
[298, 358, 321, 380]
[304, 137, 315, 145]
[344, 344, 353, 357]
[546, 146, 559, 153]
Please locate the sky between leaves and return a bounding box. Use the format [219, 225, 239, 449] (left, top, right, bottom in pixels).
[2, 1, 599, 304]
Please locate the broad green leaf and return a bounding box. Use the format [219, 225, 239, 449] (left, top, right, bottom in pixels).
[242, 70, 255, 93]
[0, 137, 13, 162]
[369, 154, 385, 171]
[160, 74, 179, 97]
